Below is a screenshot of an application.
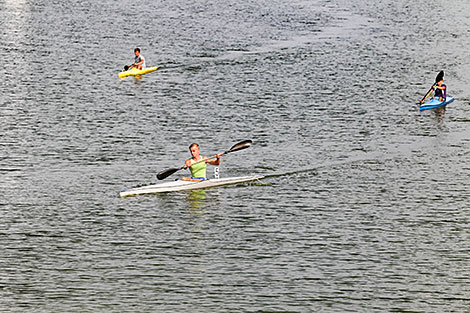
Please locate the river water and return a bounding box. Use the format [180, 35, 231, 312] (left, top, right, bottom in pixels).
[1, 0, 469, 312]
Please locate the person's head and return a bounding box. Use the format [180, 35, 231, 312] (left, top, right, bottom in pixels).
[436, 79, 443, 86]
[134, 47, 141, 56]
[189, 143, 200, 158]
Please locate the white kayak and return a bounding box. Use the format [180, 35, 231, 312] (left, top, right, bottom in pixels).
[120, 175, 264, 197]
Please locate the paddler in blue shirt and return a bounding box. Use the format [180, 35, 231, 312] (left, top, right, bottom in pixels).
[125, 47, 145, 71]
[181, 143, 221, 181]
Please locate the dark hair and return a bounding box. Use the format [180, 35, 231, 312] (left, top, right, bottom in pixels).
[189, 143, 199, 150]
[134, 47, 141, 53]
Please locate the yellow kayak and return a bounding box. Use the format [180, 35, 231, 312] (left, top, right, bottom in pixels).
[118, 66, 158, 78]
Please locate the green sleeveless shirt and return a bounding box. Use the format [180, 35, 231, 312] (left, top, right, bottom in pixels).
[190, 158, 207, 178]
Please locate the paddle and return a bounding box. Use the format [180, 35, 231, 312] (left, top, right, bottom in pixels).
[420, 70, 444, 104]
[156, 140, 253, 180]
[123, 64, 138, 71]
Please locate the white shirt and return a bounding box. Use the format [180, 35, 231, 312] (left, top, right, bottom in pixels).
[134, 54, 146, 68]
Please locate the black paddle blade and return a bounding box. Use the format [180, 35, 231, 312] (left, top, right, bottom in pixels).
[435, 70, 444, 83]
[157, 167, 181, 180]
[227, 140, 253, 153]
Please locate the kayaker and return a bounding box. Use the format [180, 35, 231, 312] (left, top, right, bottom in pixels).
[182, 143, 221, 181]
[433, 79, 447, 101]
[126, 47, 145, 70]
[421, 77, 446, 103]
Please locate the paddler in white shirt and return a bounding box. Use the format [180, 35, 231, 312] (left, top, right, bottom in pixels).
[125, 47, 145, 71]
[182, 143, 221, 181]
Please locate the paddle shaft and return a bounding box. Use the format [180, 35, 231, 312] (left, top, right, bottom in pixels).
[420, 85, 435, 103]
[156, 152, 225, 180]
[184, 151, 226, 169]
[156, 140, 253, 180]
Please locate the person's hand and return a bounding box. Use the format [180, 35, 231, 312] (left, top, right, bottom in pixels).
[184, 159, 192, 169]
[216, 153, 221, 159]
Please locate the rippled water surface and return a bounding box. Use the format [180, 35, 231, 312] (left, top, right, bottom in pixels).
[1, 0, 470, 311]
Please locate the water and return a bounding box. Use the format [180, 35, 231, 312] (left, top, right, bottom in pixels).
[1, 0, 470, 311]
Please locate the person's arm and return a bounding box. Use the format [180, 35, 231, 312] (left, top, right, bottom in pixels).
[135, 57, 144, 68]
[206, 153, 221, 166]
[184, 158, 192, 169]
[420, 85, 435, 103]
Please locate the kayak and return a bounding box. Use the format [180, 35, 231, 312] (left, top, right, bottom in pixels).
[420, 96, 454, 111]
[118, 66, 158, 78]
[120, 175, 264, 197]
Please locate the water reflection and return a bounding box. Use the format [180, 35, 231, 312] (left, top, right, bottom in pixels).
[435, 106, 446, 116]
[183, 190, 207, 236]
[186, 189, 206, 212]
[432, 106, 447, 130]
[3, 0, 30, 70]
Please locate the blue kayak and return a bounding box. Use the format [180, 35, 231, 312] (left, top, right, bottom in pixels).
[420, 96, 454, 111]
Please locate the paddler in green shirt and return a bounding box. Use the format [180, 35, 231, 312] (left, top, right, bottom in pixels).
[182, 143, 221, 181]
